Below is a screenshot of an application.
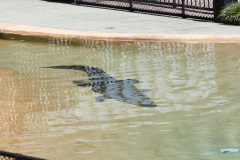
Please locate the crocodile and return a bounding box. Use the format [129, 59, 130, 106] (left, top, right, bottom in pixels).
[44, 65, 156, 107]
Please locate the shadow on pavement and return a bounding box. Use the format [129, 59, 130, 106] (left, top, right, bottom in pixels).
[42, 0, 74, 4]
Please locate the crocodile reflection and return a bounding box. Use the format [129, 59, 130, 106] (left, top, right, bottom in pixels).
[45, 65, 157, 107]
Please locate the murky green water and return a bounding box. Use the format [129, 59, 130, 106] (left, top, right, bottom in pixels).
[0, 38, 240, 160]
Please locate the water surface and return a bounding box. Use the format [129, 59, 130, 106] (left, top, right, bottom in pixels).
[0, 38, 240, 159]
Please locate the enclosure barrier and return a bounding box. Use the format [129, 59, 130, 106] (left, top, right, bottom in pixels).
[75, 0, 237, 20]
[0, 151, 47, 160]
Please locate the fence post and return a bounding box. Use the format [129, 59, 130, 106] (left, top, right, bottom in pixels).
[130, 0, 134, 11]
[213, 0, 225, 21]
[173, 0, 176, 8]
[182, 0, 186, 18]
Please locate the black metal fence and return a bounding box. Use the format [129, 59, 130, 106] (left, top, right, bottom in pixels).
[75, 0, 238, 20]
[0, 151, 47, 160]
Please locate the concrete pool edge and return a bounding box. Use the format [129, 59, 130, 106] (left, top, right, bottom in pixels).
[0, 22, 240, 43]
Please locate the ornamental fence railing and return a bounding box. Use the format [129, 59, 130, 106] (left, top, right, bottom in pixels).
[74, 0, 238, 20]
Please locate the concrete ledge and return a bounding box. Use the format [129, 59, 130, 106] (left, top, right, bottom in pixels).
[1, 22, 240, 43]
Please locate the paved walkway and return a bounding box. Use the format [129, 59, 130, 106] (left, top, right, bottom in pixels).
[0, 0, 240, 35]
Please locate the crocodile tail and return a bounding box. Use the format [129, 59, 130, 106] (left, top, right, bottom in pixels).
[43, 65, 87, 71]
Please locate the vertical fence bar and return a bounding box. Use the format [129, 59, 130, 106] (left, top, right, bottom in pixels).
[182, 0, 186, 18]
[130, 0, 134, 11]
[173, 0, 176, 8]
